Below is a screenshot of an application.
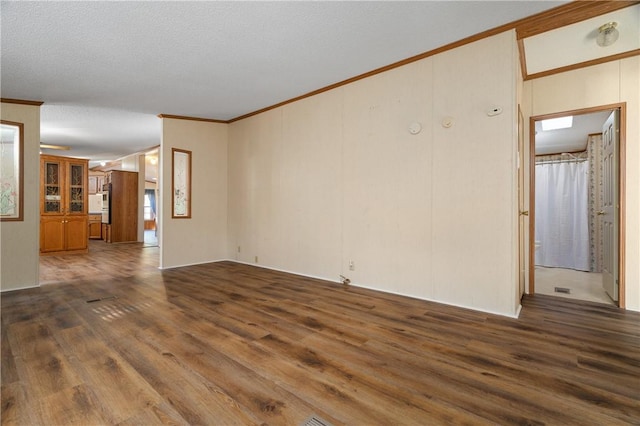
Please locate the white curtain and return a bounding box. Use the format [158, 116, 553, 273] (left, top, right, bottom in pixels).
[535, 161, 590, 271]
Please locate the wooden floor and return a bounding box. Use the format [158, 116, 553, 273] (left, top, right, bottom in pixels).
[2, 241, 639, 425]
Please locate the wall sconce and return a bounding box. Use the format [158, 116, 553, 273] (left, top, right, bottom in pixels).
[596, 22, 619, 47]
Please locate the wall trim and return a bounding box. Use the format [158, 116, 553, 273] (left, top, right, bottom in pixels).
[229, 2, 636, 123]
[147, 3, 636, 124]
[229, 25, 520, 123]
[352, 282, 521, 319]
[0, 283, 40, 293]
[1, 98, 44, 106]
[524, 49, 640, 81]
[157, 114, 229, 124]
[215, 260, 520, 318]
[515, 1, 639, 40]
[158, 258, 230, 270]
[228, 259, 342, 285]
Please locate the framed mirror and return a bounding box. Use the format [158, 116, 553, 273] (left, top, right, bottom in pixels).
[0, 121, 24, 221]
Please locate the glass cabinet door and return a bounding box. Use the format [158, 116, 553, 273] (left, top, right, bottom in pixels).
[68, 161, 86, 214]
[43, 160, 63, 214]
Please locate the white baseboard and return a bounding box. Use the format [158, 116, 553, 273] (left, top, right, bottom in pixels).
[1, 283, 40, 293]
[217, 260, 520, 318]
[158, 258, 231, 270]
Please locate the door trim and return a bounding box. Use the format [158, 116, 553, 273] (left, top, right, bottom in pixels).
[528, 102, 626, 308]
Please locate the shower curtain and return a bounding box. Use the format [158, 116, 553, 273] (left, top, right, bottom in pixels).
[535, 160, 590, 271]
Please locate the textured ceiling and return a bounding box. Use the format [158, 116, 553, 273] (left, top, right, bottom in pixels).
[2, 1, 571, 164]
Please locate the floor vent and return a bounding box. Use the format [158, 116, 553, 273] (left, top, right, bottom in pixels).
[554, 287, 571, 294]
[86, 295, 117, 303]
[301, 415, 334, 426]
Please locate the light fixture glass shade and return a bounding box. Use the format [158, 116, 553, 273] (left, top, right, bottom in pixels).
[596, 22, 619, 47]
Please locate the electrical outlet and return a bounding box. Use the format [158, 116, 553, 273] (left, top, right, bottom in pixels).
[254, 256, 258, 263]
[349, 260, 355, 271]
[237, 246, 241, 253]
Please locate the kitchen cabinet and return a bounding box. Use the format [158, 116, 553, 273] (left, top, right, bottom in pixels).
[88, 214, 102, 239]
[88, 175, 105, 194]
[102, 223, 109, 242]
[40, 154, 88, 254]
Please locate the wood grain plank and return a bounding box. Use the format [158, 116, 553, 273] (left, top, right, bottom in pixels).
[1, 382, 35, 426]
[7, 322, 83, 400]
[1, 243, 638, 425]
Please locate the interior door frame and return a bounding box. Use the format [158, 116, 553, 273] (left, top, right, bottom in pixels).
[528, 102, 626, 308]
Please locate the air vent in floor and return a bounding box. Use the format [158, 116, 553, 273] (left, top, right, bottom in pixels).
[86, 295, 117, 303]
[301, 414, 334, 426]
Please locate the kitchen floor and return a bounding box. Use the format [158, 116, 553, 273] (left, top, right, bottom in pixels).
[535, 266, 615, 306]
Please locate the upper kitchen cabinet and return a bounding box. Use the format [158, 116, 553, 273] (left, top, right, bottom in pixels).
[40, 154, 89, 254]
[88, 173, 105, 194]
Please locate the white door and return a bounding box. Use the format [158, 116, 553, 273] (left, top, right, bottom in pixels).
[601, 110, 619, 302]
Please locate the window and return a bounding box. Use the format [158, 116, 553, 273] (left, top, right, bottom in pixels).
[144, 193, 153, 220]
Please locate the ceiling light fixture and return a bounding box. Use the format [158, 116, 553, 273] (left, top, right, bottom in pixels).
[596, 22, 619, 47]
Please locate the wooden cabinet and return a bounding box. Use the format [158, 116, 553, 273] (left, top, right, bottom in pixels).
[40, 155, 89, 254]
[88, 175, 104, 194]
[102, 223, 108, 242]
[88, 214, 102, 239]
[108, 170, 138, 243]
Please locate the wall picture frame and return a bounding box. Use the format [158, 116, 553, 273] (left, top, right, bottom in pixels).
[0, 120, 24, 221]
[171, 147, 191, 219]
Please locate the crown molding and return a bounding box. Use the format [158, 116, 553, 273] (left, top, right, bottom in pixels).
[230, 1, 639, 123]
[157, 114, 228, 124]
[1, 98, 44, 106]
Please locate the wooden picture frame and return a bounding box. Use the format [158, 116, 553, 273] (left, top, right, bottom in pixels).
[0, 120, 24, 221]
[171, 148, 191, 218]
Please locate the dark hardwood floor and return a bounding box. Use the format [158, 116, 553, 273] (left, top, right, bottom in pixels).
[2, 241, 639, 425]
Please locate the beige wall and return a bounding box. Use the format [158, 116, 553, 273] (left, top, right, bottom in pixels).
[0, 102, 41, 291]
[523, 56, 640, 311]
[160, 118, 228, 268]
[229, 31, 521, 316]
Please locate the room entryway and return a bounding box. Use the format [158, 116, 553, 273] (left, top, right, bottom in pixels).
[144, 229, 158, 247]
[530, 105, 624, 307]
[39, 239, 159, 285]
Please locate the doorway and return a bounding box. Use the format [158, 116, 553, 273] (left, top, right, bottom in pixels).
[528, 104, 625, 307]
[143, 150, 159, 247]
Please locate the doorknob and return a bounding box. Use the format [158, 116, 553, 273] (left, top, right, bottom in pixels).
[520, 211, 529, 216]
[597, 211, 606, 215]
